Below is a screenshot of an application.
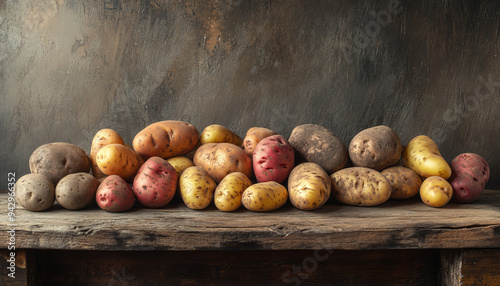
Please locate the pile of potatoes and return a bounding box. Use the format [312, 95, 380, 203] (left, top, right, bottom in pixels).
[15, 121, 490, 212]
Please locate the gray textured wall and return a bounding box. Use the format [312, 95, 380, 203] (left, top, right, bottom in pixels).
[1, 0, 499, 191]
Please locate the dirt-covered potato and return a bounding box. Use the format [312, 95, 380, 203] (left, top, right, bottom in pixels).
[420, 176, 453, 207]
[179, 166, 217, 210]
[348, 125, 403, 171]
[241, 182, 288, 212]
[133, 120, 199, 159]
[288, 163, 331, 210]
[200, 124, 243, 146]
[193, 143, 253, 183]
[90, 128, 125, 179]
[96, 175, 135, 212]
[29, 142, 91, 186]
[96, 144, 144, 182]
[381, 166, 422, 200]
[15, 174, 55, 211]
[242, 127, 277, 156]
[55, 172, 100, 210]
[402, 135, 451, 179]
[214, 172, 253, 211]
[288, 124, 348, 174]
[330, 167, 392, 206]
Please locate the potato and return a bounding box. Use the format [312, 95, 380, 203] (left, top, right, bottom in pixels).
[166, 156, 195, 178]
[288, 124, 348, 174]
[448, 153, 490, 203]
[348, 125, 402, 171]
[179, 166, 217, 209]
[15, 174, 55, 211]
[29, 142, 91, 186]
[96, 175, 135, 212]
[381, 166, 422, 200]
[55, 172, 100, 210]
[253, 135, 295, 184]
[402, 135, 451, 179]
[133, 120, 199, 159]
[200, 124, 243, 146]
[241, 182, 288, 212]
[420, 176, 453, 207]
[242, 127, 277, 156]
[193, 143, 252, 183]
[133, 157, 178, 208]
[96, 144, 144, 182]
[330, 167, 392, 206]
[214, 172, 253, 211]
[288, 163, 331, 210]
[90, 129, 125, 179]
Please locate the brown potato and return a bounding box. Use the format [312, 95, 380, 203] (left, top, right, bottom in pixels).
[193, 143, 252, 183]
[242, 127, 277, 156]
[133, 120, 199, 159]
[288, 124, 348, 174]
[29, 142, 91, 186]
[15, 174, 55, 211]
[90, 128, 125, 179]
[55, 173, 100, 210]
[381, 166, 422, 200]
[348, 125, 403, 171]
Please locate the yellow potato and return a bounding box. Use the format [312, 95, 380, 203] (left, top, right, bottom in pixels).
[402, 135, 451, 179]
[288, 162, 331, 210]
[96, 144, 144, 182]
[381, 166, 422, 200]
[420, 176, 453, 207]
[241, 182, 288, 212]
[90, 129, 125, 179]
[242, 127, 277, 156]
[179, 166, 217, 210]
[330, 167, 392, 206]
[214, 172, 252, 211]
[166, 156, 194, 178]
[200, 124, 243, 146]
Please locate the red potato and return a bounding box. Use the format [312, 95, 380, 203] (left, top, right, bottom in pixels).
[133, 156, 178, 208]
[96, 175, 135, 212]
[448, 153, 490, 203]
[253, 135, 294, 183]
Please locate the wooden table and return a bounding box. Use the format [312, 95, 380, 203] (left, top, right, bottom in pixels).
[2, 190, 499, 285]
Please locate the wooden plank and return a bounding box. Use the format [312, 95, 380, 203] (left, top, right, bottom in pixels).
[460, 249, 500, 285]
[438, 249, 462, 286]
[1, 190, 499, 251]
[32, 249, 439, 285]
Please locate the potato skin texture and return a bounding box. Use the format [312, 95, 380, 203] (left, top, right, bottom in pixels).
[420, 176, 453, 207]
[402, 135, 451, 179]
[349, 125, 402, 171]
[96, 144, 144, 182]
[15, 174, 55, 211]
[200, 124, 243, 146]
[96, 175, 135, 212]
[90, 129, 125, 179]
[242, 127, 277, 156]
[448, 153, 490, 203]
[288, 163, 331, 210]
[214, 172, 253, 211]
[193, 143, 253, 183]
[133, 157, 177, 208]
[241, 182, 288, 212]
[330, 167, 392, 206]
[166, 157, 195, 178]
[288, 124, 348, 174]
[381, 166, 422, 200]
[133, 120, 199, 159]
[179, 166, 217, 210]
[55, 172, 100, 210]
[29, 142, 91, 186]
[253, 135, 295, 184]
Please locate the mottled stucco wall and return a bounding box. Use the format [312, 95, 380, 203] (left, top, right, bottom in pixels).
[1, 0, 499, 190]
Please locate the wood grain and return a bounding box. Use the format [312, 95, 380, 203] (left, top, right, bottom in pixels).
[1, 190, 499, 251]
